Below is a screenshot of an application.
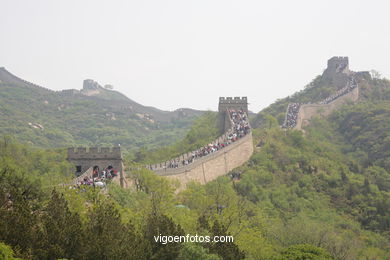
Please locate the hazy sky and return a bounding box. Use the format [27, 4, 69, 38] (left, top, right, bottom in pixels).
[1, 0, 389, 112]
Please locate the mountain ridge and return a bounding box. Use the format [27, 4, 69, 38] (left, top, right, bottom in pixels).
[0, 67, 205, 150]
[0, 67, 204, 122]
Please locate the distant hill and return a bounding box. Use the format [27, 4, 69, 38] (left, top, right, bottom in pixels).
[0, 67, 204, 150]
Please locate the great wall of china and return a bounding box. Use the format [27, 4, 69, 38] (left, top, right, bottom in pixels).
[0, 67, 110, 97]
[294, 86, 359, 130]
[65, 56, 364, 190]
[0, 67, 56, 93]
[145, 57, 363, 190]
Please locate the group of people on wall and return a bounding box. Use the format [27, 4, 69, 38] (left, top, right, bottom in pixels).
[319, 76, 357, 104]
[282, 76, 357, 129]
[151, 109, 251, 170]
[282, 103, 301, 129]
[71, 165, 119, 189]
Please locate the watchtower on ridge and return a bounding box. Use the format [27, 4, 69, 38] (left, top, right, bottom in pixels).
[67, 147, 123, 175]
[322, 56, 351, 88]
[218, 97, 248, 132]
[327, 56, 349, 73]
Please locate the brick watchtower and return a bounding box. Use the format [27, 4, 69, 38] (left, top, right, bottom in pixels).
[218, 97, 248, 132]
[67, 147, 123, 175]
[218, 97, 248, 114]
[322, 56, 351, 88]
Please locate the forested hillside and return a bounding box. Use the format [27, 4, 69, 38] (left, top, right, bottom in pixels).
[0, 67, 203, 151]
[1, 116, 389, 259]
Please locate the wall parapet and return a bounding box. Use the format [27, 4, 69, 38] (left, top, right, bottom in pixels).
[282, 70, 359, 130]
[154, 133, 253, 176]
[0, 67, 56, 93]
[72, 167, 93, 185]
[295, 86, 359, 130]
[162, 133, 253, 191]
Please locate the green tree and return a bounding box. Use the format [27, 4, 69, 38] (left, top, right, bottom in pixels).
[278, 244, 332, 260]
[178, 244, 221, 260]
[0, 242, 21, 260]
[206, 220, 245, 260]
[86, 200, 149, 259]
[144, 214, 184, 260]
[0, 168, 41, 258]
[38, 190, 85, 259]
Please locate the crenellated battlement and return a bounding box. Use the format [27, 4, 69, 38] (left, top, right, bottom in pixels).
[67, 147, 122, 160]
[327, 56, 349, 71]
[218, 96, 248, 114]
[219, 96, 248, 104]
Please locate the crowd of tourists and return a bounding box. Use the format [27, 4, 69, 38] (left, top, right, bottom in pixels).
[72, 165, 118, 189]
[153, 109, 250, 170]
[319, 77, 357, 104]
[282, 76, 357, 129]
[282, 103, 301, 129]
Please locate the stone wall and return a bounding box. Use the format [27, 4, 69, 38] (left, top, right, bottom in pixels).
[295, 86, 359, 130]
[72, 167, 93, 185]
[154, 133, 254, 191]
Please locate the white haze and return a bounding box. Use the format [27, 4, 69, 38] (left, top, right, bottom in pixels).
[1, 0, 389, 112]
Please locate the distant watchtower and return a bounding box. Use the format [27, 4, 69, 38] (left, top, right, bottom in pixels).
[322, 56, 351, 88]
[327, 56, 349, 73]
[83, 79, 102, 90]
[218, 97, 248, 132]
[67, 147, 123, 175]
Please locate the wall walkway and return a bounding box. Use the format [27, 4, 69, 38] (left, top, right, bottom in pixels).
[156, 133, 253, 190]
[295, 86, 359, 130]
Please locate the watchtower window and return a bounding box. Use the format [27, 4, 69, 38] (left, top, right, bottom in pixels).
[76, 166, 82, 172]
